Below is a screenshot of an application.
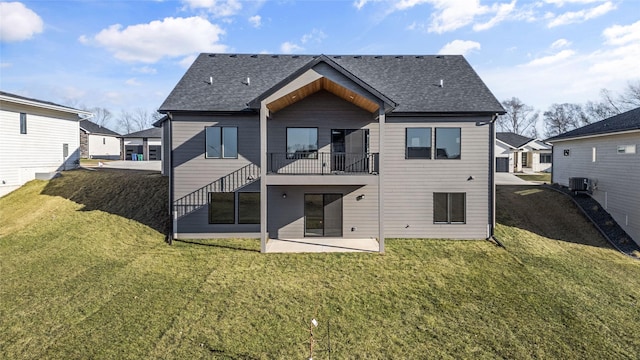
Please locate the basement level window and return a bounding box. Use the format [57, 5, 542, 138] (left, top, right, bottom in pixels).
[617, 145, 636, 154]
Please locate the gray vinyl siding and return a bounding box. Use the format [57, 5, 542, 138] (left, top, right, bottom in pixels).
[172, 113, 260, 236]
[383, 116, 492, 239]
[551, 132, 640, 245]
[161, 121, 170, 176]
[267, 185, 379, 239]
[267, 91, 379, 154]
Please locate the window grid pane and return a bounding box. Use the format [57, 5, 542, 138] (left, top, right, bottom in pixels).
[238, 192, 260, 224]
[209, 192, 235, 224]
[223, 127, 238, 158]
[433, 193, 449, 223]
[20, 113, 27, 134]
[450, 193, 466, 223]
[406, 128, 432, 159]
[206, 127, 221, 158]
[287, 128, 318, 158]
[435, 128, 461, 159]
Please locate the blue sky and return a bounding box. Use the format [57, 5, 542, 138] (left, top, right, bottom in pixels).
[1, 0, 639, 131]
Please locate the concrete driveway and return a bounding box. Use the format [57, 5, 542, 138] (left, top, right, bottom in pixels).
[100, 160, 161, 171]
[495, 173, 535, 185]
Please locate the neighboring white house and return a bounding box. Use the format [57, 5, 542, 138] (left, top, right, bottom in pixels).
[0, 91, 92, 197]
[495, 132, 552, 173]
[80, 119, 121, 160]
[547, 107, 640, 246]
[121, 127, 162, 161]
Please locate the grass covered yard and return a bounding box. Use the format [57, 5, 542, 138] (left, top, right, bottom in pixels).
[1, 170, 639, 359]
[515, 173, 551, 183]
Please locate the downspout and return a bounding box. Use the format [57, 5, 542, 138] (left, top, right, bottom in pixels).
[168, 112, 176, 242]
[488, 114, 498, 242]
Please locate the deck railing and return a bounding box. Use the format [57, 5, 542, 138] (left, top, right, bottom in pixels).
[173, 163, 260, 218]
[268, 152, 379, 175]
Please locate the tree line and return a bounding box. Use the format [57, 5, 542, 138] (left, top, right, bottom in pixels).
[83, 107, 163, 135]
[498, 80, 640, 139]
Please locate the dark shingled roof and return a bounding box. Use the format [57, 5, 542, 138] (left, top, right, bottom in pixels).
[80, 119, 120, 136]
[122, 127, 161, 138]
[547, 107, 640, 142]
[159, 54, 505, 114]
[496, 132, 533, 148]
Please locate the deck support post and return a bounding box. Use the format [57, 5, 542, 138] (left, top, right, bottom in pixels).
[260, 101, 269, 253]
[378, 106, 385, 254]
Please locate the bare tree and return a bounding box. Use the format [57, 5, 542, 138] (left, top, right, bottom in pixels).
[498, 97, 539, 135]
[618, 79, 640, 110]
[89, 107, 113, 128]
[583, 100, 619, 122]
[543, 103, 589, 138]
[118, 110, 136, 135]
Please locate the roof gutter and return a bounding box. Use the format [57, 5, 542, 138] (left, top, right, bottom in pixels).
[0, 94, 93, 118]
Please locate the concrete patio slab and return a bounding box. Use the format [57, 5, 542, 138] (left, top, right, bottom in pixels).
[101, 160, 161, 171]
[495, 173, 535, 185]
[265, 237, 380, 253]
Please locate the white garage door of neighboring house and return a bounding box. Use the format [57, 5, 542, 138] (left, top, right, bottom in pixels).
[496, 157, 509, 173]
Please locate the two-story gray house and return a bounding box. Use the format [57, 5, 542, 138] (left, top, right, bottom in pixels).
[156, 54, 505, 252]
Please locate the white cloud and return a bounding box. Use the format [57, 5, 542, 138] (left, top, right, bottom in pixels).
[603, 20, 640, 46]
[473, 0, 516, 31]
[0, 2, 44, 42]
[428, 0, 490, 34]
[280, 41, 303, 54]
[551, 38, 571, 49]
[547, 1, 615, 27]
[133, 66, 157, 74]
[438, 40, 481, 55]
[248, 15, 261, 28]
[301, 29, 327, 44]
[82, 16, 227, 63]
[1, 62, 12, 68]
[544, 0, 604, 6]
[182, 0, 242, 17]
[125, 78, 142, 86]
[179, 54, 198, 68]
[524, 49, 575, 66]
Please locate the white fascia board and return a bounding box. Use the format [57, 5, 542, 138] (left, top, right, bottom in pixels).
[0, 94, 93, 119]
[547, 129, 640, 143]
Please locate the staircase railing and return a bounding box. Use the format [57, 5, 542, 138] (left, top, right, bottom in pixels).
[173, 163, 260, 218]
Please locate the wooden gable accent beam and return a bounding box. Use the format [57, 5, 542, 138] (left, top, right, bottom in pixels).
[266, 77, 380, 114]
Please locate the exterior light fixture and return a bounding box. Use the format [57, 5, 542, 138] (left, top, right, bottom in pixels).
[282, 193, 287, 199]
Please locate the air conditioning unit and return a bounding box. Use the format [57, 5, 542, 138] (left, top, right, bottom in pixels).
[569, 177, 594, 194]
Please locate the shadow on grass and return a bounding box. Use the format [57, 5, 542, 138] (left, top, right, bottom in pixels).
[172, 238, 260, 253]
[40, 168, 171, 234]
[496, 185, 611, 249]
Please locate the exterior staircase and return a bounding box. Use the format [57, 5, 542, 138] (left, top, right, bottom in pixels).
[173, 163, 260, 218]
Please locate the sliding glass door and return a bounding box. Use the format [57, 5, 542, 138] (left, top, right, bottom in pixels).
[304, 194, 343, 237]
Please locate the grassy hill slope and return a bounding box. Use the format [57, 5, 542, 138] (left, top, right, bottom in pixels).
[0, 170, 639, 359]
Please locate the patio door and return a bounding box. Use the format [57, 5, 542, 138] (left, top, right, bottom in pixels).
[304, 194, 343, 237]
[331, 129, 369, 172]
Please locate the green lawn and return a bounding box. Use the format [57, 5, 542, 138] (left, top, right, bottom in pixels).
[515, 173, 551, 182]
[1, 171, 639, 359]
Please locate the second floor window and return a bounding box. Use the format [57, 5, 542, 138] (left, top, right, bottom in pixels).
[206, 126, 238, 158]
[435, 128, 461, 159]
[406, 128, 432, 159]
[287, 127, 317, 159]
[20, 113, 27, 134]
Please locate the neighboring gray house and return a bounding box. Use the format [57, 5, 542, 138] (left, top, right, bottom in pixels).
[121, 127, 162, 161]
[0, 91, 92, 197]
[547, 107, 640, 246]
[156, 54, 505, 252]
[80, 119, 121, 160]
[495, 132, 552, 173]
